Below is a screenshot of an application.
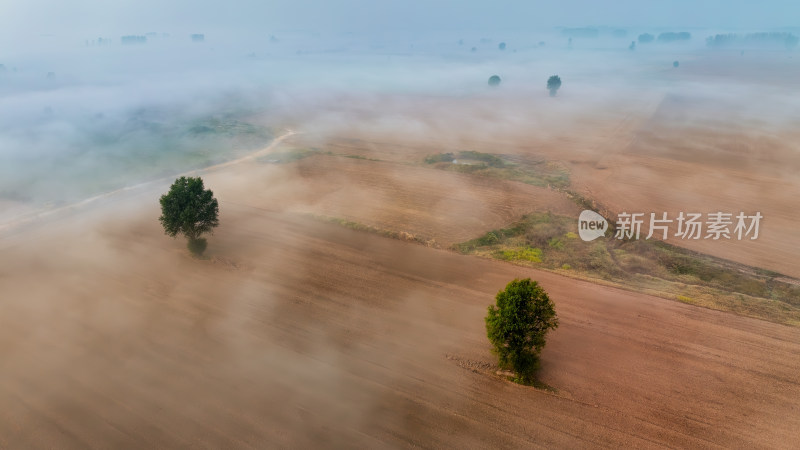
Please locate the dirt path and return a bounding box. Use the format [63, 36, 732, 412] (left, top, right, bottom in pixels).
[0, 129, 296, 236]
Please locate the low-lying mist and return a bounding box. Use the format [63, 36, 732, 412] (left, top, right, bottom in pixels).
[1, 26, 799, 218]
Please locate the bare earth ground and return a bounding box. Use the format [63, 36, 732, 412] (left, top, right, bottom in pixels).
[1, 151, 799, 448]
[278, 70, 800, 278]
[280, 155, 578, 245]
[568, 93, 800, 279]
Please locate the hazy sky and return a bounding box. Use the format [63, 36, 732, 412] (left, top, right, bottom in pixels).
[1, 0, 797, 38]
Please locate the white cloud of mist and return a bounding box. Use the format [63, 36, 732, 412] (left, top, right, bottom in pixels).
[1, 3, 799, 216]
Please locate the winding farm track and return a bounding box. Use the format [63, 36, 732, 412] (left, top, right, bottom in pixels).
[0, 130, 296, 236]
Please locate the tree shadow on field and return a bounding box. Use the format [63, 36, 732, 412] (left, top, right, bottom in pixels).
[187, 237, 208, 257]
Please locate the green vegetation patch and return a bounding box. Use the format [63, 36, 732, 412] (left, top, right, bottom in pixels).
[498, 247, 543, 263]
[455, 212, 800, 325]
[423, 151, 570, 189]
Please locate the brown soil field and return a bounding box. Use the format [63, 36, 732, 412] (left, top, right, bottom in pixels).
[1, 151, 798, 448]
[279, 84, 800, 278]
[283, 155, 578, 246]
[569, 93, 800, 279]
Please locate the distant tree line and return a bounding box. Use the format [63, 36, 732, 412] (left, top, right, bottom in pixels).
[657, 32, 691, 42]
[706, 32, 799, 49]
[121, 35, 147, 45]
[638, 33, 654, 44]
[85, 37, 112, 46]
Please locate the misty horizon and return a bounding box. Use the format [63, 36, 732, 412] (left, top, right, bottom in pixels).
[2, 0, 800, 39]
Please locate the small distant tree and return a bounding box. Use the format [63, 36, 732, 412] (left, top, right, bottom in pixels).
[629, 41, 636, 51]
[638, 33, 654, 44]
[159, 176, 219, 256]
[673, 60, 679, 68]
[498, 42, 506, 50]
[488, 75, 502, 87]
[485, 278, 558, 383]
[547, 75, 562, 97]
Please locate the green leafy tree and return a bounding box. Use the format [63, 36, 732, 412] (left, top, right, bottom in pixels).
[488, 75, 501, 87]
[547, 75, 562, 97]
[159, 176, 219, 255]
[485, 278, 558, 382]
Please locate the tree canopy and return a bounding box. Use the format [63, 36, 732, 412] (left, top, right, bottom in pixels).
[547, 75, 562, 97]
[485, 278, 558, 382]
[488, 75, 501, 87]
[638, 33, 655, 44]
[159, 176, 219, 255]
